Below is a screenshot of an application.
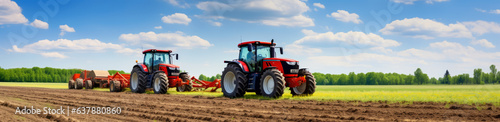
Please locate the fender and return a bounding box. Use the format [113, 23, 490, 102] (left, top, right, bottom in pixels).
[135, 63, 149, 73]
[224, 60, 250, 73]
[263, 66, 277, 72]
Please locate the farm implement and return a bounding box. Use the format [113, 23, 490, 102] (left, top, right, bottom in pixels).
[68, 49, 221, 93]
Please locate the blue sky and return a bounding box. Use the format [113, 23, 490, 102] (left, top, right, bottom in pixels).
[1, 0, 499, 78]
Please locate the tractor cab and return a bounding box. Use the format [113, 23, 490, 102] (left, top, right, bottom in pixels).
[141, 49, 180, 76]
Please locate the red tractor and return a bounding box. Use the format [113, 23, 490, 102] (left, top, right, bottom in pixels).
[222, 40, 316, 98]
[129, 49, 192, 94]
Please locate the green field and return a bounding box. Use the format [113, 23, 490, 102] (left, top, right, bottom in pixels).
[1, 82, 499, 105]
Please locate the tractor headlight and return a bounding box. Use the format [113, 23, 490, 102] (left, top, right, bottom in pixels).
[168, 67, 176, 70]
[286, 61, 297, 65]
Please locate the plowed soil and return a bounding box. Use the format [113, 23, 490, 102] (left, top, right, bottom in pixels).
[0, 86, 498, 121]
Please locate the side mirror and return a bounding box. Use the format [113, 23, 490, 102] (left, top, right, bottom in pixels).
[247, 44, 253, 51]
[279, 47, 283, 55]
[176, 54, 179, 60]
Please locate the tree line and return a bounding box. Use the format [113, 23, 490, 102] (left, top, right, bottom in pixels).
[0, 67, 126, 83]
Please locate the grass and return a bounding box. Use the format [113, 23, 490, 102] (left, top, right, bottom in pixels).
[1, 82, 499, 105]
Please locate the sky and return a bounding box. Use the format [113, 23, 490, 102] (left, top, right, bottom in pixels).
[0, 0, 499, 78]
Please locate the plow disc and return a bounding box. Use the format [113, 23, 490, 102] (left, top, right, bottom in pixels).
[190, 76, 221, 92]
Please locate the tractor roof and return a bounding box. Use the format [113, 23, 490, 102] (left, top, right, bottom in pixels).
[237, 41, 276, 47]
[142, 49, 172, 54]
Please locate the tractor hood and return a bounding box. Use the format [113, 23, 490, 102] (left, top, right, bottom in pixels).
[159, 64, 180, 68]
[264, 58, 298, 62]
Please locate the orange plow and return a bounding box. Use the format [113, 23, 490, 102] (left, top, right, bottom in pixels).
[190, 76, 221, 92]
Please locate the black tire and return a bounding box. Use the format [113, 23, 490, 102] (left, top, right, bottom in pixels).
[68, 80, 75, 89]
[85, 80, 93, 89]
[153, 73, 169, 94]
[110, 80, 121, 92]
[259, 69, 285, 98]
[177, 73, 193, 92]
[291, 70, 316, 96]
[221, 64, 247, 98]
[130, 67, 147, 93]
[75, 78, 84, 89]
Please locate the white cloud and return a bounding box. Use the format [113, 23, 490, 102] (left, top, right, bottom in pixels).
[491, 9, 500, 14]
[390, 0, 449, 4]
[30, 19, 48, 29]
[380, 17, 473, 39]
[59, 24, 75, 36]
[0, 0, 28, 25]
[286, 29, 400, 55]
[327, 10, 362, 24]
[8, 38, 134, 58]
[196, 0, 314, 27]
[471, 39, 495, 48]
[161, 13, 191, 25]
[119, 31, 213, 49]
[154, 26, 162, 29]
[167, 0, 189, 8]
[208, 20, 222, 26]
[313, 3, 325, 9]
[462, 20, 500, 35]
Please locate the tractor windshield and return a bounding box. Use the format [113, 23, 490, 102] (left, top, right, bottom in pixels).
[153, 52, 171, 65]
[256, 45, 271, 61]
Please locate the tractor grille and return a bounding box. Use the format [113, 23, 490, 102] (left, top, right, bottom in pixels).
[281, 61, 299, 74]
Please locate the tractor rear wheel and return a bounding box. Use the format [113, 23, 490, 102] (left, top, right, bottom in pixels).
[177, 73, 193, 92]
[153, 73, 168, 94]
[110, 80, 121, 92]
[130, 67, 146, 93]
[221, 64, 247, 98]
[75, 78, 84, 89]
[85, 80, 93, 89]
[68, 80, 75, 89]
[259, 69, 285, 98]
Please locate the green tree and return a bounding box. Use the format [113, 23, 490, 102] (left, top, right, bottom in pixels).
[357, 73, 366, 85]
[443, 70, 451, 84]
[473, 68, 483, 84]
[414, 68, 425, 85]
[198, 74, 207, 81]
[338, 74, 348, 85]
[348, 72, 357, 85]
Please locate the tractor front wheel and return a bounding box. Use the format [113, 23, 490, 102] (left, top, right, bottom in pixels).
[291, 70, 316, 96]
[221, 64, 247, 98]
[130, 67, 146, 93]
[177, 73, 192, 92]
[153, 73, 169, 94]
[75, 78, 84, 89]
[260, 69, 285, 98]
[68, 80, 75, 89]
[85, 80, 93, 89]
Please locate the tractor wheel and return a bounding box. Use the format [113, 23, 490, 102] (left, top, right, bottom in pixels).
[130, 67, 146, 93]
[153, 73, 169, 94]
[85, 80, 93, 89]
[110, 80, 121, 92]
[259, 69, 286, 98]
[177, 73, 193, 92]
[68, 80, 75, 89]
[75, 78, 84, 89]
[291, 70, 316, 96]
[221, 64, 247, 98]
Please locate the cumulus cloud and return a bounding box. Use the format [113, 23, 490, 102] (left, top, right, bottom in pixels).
[8, 38, 135, 58]
[471, 39, 495, 48]
[0, 0, 28, 25]
[162, 13, 192, 25]
[30, 19, 48, 29]
[313, 3, 325, 9]
[390, 0, 449, 4]
[286, 29, 400, 55]
[119, 31, 213, 49]
[462, 20, 500, 35]
[154, 26, 162, 29]
[380, 17, 473, 39]
[327, 10, 362, 24]
[167, 0, 189, 8]
[196, 0, 314, 27]
[491, 9, 500, 14]
[59, 24, 75, 36]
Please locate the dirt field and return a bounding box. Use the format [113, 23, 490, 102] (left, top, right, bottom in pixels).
[0, 86, 498, 121]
